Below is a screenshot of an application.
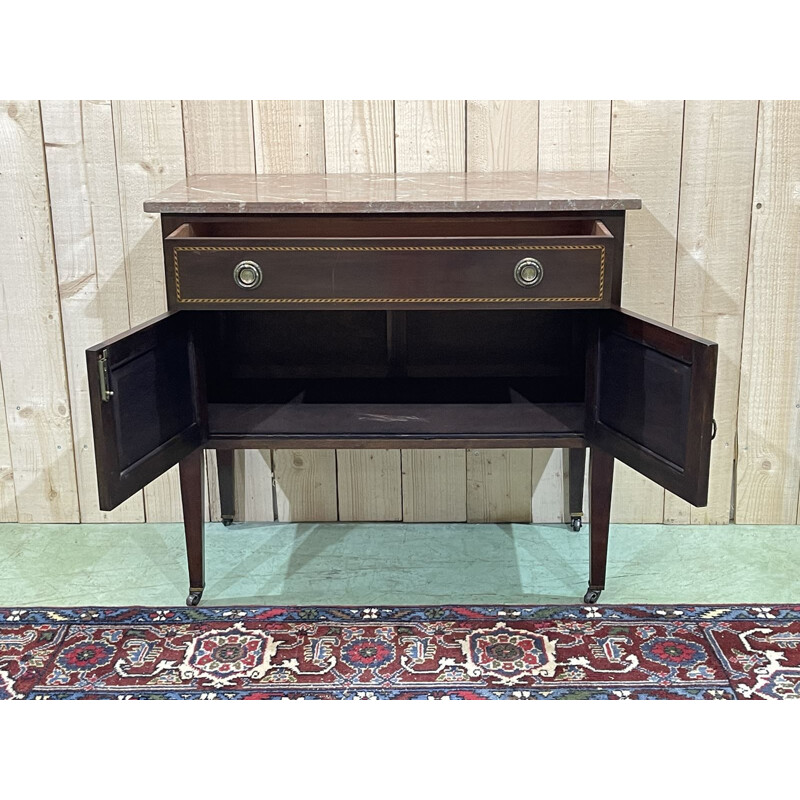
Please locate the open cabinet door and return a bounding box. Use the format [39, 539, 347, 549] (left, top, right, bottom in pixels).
[86, 311, 205, 510]
[586, 309, 717, 506]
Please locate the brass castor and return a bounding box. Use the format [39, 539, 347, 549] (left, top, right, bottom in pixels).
[570, 515, 582, 532]
[186, 588, 204, 607]
[222, 516, 234, 527]
[583, 586, 602, 604]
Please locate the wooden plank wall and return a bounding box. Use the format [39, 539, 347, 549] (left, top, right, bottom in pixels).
[0, 100, 795, 526]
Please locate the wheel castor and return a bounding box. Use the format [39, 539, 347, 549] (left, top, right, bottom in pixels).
[186, 588, 204, 607]
[222, 516, 234, 527]
[570, 516, 582, 532]
[583, 587, 602, 604]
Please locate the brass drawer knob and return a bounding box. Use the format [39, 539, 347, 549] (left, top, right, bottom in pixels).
[233, 260, 263, 289]
[514, 257, 544, 287]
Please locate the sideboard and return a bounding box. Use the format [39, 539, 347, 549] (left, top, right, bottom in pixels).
[86, 172, 717, 606]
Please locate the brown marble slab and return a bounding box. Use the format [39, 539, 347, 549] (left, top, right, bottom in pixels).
[143, 171, 642, 214]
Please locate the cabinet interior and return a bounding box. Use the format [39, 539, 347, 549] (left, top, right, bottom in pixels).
[197, 310, 589, 442]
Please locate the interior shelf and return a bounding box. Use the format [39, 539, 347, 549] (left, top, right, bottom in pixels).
[206, 377, 585, 446]
[200, 309, 589, 447]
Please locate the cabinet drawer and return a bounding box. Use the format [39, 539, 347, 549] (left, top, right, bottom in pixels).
[165, 218, 614, 309]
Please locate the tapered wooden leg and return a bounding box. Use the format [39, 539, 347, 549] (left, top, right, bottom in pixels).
[217, 449, 235, 526]
[180, 448, 205, 606]
[567, 447, 586, 531]
[585, 446, 614, 604]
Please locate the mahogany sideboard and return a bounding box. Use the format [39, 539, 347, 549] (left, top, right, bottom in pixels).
[86, 172, 717, 606]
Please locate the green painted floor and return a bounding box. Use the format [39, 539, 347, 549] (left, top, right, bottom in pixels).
[0, 521, 798, 607]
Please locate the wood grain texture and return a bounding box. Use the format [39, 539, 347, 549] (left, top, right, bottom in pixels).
[323, 101, 394, 173]
[609, 100, 685, 523]
[337, 450, 402, 521]
[395, 101, 466, 172]
[737, 101, 800, 524]
[180, 100, 257, 520]
[531, 449, 566, 523]
[538, 101, 611, 171]
[182, 101, 255, 174]
[466, 101, 538, 172]
[234, 449, 275, 522]
[254, 101, 324, 174]
[401, 449, 466, 522]
[273, 449, 338, 521]
[467, 449, 533, 523]
[0, 100, 79, 523]
[395, 101, 467, 520]
[41, 100, 144, 523]
[0, 365, 17, 521]
[664, 101, 758, 524]
[112, 100, 187, 522]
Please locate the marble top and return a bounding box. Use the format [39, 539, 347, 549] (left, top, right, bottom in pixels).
[144, 171, 641, 214]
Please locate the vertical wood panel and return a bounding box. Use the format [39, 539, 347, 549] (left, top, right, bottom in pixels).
[737, 101, 800, 523]
[466, 101, 538, 172]
[467, 449, 533, 523]
[338, 450, 402, 521]
[0, 100, 79, 523]
[538, 101, 611, 171]
[609, 100, 685, 524]
[531, 449, 565, 523]
[402, 449, 466, 522]
[254, 101, 325, 174]
[112, 100, 187, 522]
[41, 100, 144, 523]
[395, 100, 466, 172]
[234, 449, 275, 522]
[254, 100, 328, 521]
[324, 101, 394, 173]
[0, 365, 17, 521]
[273, 450, 338, 521]
[395, 101, 467, 520]
[664, 101, 758, 524]
[182, 101, 255, 174]
[181, 100, 257, 521]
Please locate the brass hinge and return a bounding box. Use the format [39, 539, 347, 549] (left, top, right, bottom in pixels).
[98, 349, 114, 402]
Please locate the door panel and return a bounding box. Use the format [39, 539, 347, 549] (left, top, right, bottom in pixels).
[586, 309, 717, 506]
[86, 311, 204, 510]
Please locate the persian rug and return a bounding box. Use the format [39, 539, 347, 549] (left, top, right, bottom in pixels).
[1, 605, 798, 699]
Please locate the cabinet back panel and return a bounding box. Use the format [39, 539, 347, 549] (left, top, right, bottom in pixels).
[201, 310, 587, 404]
[202, 310, 388, 387]
[406, 310, 587, 384]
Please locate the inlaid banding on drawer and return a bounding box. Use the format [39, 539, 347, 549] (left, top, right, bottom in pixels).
[170, 241, 607, 305]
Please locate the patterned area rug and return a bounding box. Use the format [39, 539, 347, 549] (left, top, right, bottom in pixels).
[1, 605, 798, 699]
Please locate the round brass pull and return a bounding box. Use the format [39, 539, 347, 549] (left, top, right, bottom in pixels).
[514, 257, 544, 288]
[233, 260, 263, 289]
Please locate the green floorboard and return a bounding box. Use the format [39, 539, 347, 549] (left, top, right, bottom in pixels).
[0, 522, 797, 607]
